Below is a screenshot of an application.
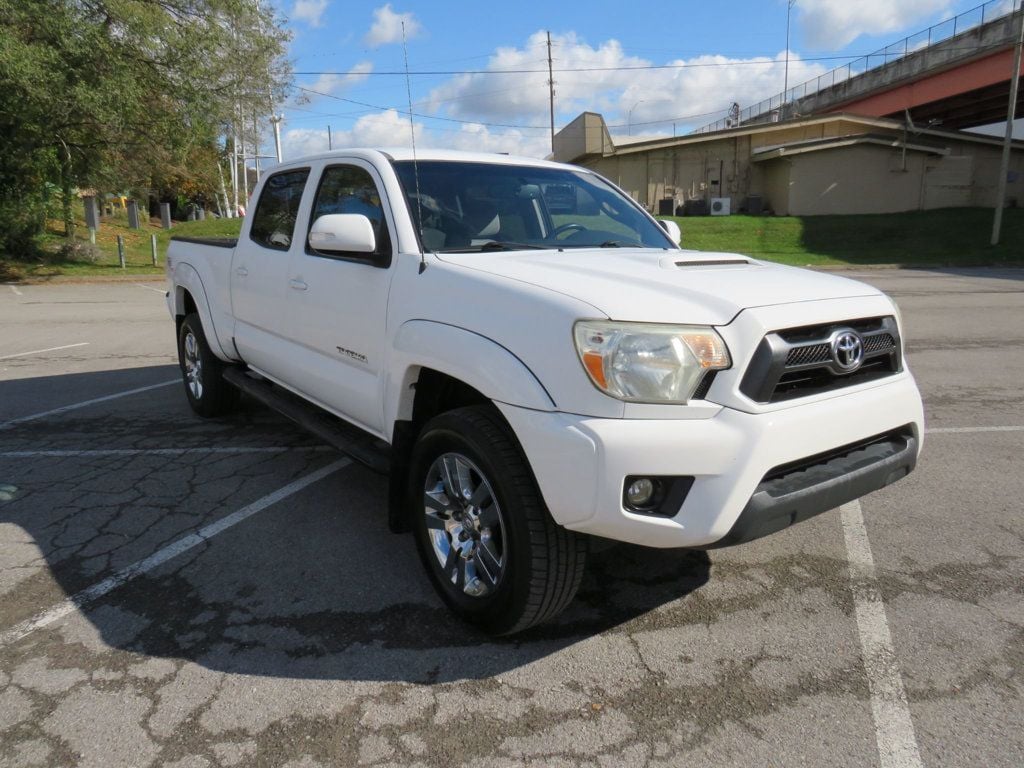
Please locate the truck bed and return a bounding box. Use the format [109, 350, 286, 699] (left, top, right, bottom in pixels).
[169, 235, 238, 248]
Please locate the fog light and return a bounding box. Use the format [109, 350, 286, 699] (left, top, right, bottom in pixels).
[626, 478, 656, 507]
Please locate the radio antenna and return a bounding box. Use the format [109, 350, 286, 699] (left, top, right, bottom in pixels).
[402, 21, 427, 273]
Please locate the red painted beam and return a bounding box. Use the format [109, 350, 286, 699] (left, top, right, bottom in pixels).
[830, 48, 1023, 118]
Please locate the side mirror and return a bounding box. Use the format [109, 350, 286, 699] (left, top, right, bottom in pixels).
[658, 219, 682, 246]
[309, 214, 376, 254]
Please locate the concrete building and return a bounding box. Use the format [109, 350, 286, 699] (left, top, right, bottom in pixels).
[552, 111, 1024, 217]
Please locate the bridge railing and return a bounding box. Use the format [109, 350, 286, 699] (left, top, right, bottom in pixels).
[694, 0, 1023, 134]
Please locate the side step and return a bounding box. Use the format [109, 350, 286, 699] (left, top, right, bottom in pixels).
[223, 367, 391, 474]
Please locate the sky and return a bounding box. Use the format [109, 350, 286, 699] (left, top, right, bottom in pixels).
[269, 0, 1022, 161]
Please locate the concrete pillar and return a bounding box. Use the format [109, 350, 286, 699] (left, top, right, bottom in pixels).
[197, 207, 206, 221]
[126, 200, 140, 229]
[83, 196, 100, 231]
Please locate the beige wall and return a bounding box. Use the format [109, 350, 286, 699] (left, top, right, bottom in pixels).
[581, 120, 913, 212]
[761, 162, 792, 215]
[765, 144, 1024, 216]
[782, 145, 927, 215]
[960, 143, 1024, 208]
[576, 119, 1024, 217]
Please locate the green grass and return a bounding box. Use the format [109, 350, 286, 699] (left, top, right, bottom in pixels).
[670, 208, 1024, 267]
[0, 206, 244, 281]
[2, 205, 1020, 280]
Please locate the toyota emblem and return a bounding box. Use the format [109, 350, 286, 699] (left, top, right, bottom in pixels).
[831, 330, 864, 372]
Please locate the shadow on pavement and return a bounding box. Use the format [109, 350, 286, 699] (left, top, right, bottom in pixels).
[1, 366, 711, 683]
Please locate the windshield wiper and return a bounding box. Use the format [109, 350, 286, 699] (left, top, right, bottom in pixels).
[479, 240, 543, 251]
[443, 241, 544, 253]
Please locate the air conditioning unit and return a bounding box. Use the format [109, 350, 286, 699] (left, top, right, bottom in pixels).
[710, 197, 731, 216]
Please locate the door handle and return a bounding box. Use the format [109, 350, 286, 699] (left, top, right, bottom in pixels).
[289, 278, 308, 291]
[235, 266, 248, 277]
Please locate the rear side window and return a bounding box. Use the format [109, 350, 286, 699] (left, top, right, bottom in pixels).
[249, 169, 310, 251]
[309, 165, 391, 257]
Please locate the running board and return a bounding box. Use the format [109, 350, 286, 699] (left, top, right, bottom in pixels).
[223, 368, 391, 474]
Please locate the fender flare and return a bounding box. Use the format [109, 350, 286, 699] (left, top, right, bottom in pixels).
[385, 320, 555, 428]
[171, 263, 231, 360]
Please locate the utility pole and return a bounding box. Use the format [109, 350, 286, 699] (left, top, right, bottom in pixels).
[547, 31, 556, 155]
[328, 125, 333, 151]
[230, 128, 239, 217]
[253, 112, 261, 183]
[991, 6, 1023, 246]
[783, 0, 795, 118]
[270, 113, 283, 163]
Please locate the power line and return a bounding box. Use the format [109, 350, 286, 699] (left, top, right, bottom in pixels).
[292, 85, 552, 130]
[291, 50, 984, 78]
[290, 83, 732, 134]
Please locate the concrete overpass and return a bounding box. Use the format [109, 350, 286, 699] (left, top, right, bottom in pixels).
[697, 2, 1023, 133]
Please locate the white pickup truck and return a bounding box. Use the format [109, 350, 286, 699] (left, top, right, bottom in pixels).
[166, 148, 923, 634]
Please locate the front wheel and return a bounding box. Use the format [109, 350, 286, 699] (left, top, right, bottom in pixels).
[177, 313, 238, 417]
[410, 406, 586, 635]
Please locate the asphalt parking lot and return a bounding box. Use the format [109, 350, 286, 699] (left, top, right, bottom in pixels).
[0, 269, 1022, 768]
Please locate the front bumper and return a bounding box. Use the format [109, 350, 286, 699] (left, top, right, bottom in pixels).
[498, 372, 924, 548]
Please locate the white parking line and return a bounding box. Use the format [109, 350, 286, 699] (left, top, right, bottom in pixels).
[0, 446, 332, 458]
[925, 426, 1023, 434]
[0, 342, 89, 361]
[0, 458, 351, 647]
[0, 379, 179, 431]
[841, 500, 923, 768]
[135, 283, 166, 294]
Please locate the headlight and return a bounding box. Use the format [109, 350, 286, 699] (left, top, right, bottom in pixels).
[573, 320, 731, 403]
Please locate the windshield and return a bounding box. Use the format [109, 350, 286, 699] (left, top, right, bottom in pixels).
[392, 160, 674, 253]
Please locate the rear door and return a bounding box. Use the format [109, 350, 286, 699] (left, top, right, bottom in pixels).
[284, 159, 397, 437]
[231, 168, 311, 380]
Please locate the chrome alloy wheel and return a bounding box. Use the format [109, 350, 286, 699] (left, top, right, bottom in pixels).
[182, 330, 204, 400]
[423, 452, 506, 598]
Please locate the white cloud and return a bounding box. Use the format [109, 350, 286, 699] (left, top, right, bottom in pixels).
[306, 61, 373, 97]
[427, 32, 827, 136]
[282, 110, 551, 160]
[283, 110, 424, 158]
[796, 0, 956, 50]
[292, 0, 328, 28]
[365, 4, 421, 47]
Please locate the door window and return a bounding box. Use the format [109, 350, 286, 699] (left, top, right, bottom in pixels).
[309, 165, 391, 258]
[249, 169, 310, 251]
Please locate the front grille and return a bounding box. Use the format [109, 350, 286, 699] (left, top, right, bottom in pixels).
[740, 316, 902, 403]
[786, 343, 830, 367]
[864, 333, 896, 354]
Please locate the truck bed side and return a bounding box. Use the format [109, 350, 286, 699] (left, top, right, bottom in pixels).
[167, 236, 240, 361]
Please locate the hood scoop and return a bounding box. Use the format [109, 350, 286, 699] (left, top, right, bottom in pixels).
[674, 258, 754, 267]
[660, 252, 760, 269]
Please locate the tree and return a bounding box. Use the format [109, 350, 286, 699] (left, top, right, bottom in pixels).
[0, 0, 291, 256]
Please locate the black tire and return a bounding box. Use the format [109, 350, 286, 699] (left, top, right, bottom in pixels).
[177, 312, 239, 418]
[409, 405, 586, 635]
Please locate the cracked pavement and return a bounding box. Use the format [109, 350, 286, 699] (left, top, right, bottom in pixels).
[0, 272, 1022, 767]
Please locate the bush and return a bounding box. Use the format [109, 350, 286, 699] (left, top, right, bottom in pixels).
[56, 241, 103, 263]
[0, 197, 47, 260]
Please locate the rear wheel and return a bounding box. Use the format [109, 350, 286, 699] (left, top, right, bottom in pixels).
[410, 406, 586, 635]
[177, 313, 238, 417]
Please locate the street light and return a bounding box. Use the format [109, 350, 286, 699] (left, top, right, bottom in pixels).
[628, 100, 645, 136]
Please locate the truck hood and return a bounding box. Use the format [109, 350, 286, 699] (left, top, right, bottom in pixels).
[436, 248, 882, 325]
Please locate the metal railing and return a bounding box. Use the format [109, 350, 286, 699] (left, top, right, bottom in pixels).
[694, 0, 1023, 134]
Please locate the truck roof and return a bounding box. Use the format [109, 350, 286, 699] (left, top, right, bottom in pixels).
[278, 147, 579, 171]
